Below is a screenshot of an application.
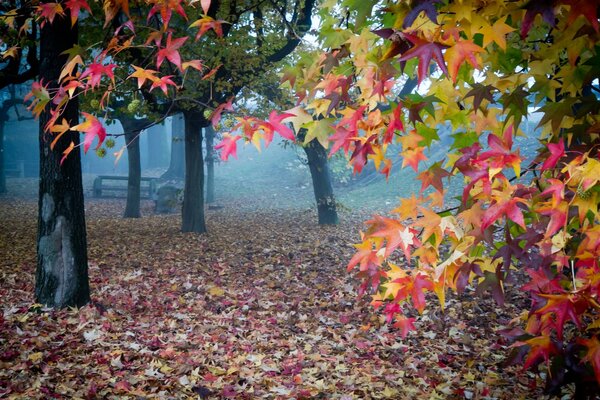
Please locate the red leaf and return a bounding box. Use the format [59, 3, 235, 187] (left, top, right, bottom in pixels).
[398, 33, 448, 83]
[156, 34, 188, 70]
[214, 134, 241, 160]
[393, 316, 416, 339]
[579, 336, 600, 383]
[150, 75, 177, 95]
[540, 139, 564, 171]
[268, 111, 295, 141]
[65, 0, 91, 26]
[535, 294, 585, 339]
[72, 112, 107, 153]
[520, 335, 559, 370]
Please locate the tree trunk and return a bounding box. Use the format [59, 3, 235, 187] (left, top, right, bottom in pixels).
[123, 125, 142, 218]
[181, 111, 206, 233]
[0, 116, 5, 194]
[35, 6, 90, 308]
[161, 113, 185, 180]
[205, 125, 215, 203]
[303, 138, 339, 225]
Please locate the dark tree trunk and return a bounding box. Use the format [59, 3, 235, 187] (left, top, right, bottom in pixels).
[35, 7, 90, 308]
[205, 125, 215, 203]
[161, 113, 185, 180]
[181, 111, 206, 233]
[303, 138, 338, 225]
[122, 122, 142, 218]
[0, 116, 5, 194]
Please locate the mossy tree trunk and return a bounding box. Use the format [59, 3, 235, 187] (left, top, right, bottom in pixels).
[35, 4, 90, 308]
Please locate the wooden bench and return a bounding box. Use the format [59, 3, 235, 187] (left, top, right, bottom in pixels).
[93, 175, 157, 199]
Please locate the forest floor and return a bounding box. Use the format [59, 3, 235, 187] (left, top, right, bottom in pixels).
[0, 175, 552, 400]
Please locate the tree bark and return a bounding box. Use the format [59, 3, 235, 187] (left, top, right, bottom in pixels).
[161, 113, 185, 180]
[181, 111, 206, 233]
[0, 115, 6, 194]
[123, 124, 142, 218]
[205, 125, 215, 203]
[35, 6, 90, 308]
[303, 139, 339, 225]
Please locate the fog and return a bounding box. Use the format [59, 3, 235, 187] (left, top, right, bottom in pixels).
[1, 110, 543, 216]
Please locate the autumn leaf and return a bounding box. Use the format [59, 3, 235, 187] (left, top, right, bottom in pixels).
[444, 40, 483, 83]
[71, 112, 107, 153]
[129, 66, 159, 89]
[579, 336, 600, 382]
[150, 75, 177, 95]
[398, 33, 448, 84]
[156, 34, 188, 70]
[214, 134, 241, 160]
[64, 0, 91, 26]
[520, 335, 559, 370]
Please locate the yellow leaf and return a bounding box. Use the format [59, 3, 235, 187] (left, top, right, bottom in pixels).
[28, 352, 43, 362]
[208, 286, 225, 296]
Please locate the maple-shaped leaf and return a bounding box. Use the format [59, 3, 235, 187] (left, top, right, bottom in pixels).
[150, 75, 177, 95]
[210, 97, 234, 127]
[564, 0, 600, 32]
[394, 273, 434, 313]
[579, 336, 600, 382]
[129, 65, 158, 88]
[71, 112, 107, 153]
[540, 139, 565, 171]
[328, 125, 354, 156]
[399, 33, 448, 84]
[417, 162, 450, 193]
[182, 60, 204, 72]
[479, 17, 515, 50]
[103, 0, 129, 27]
[481, 197, 526, 230]
[464, 84, 496, 111]
[401, 146, 427, 172]
[37, 2, 65, 26]
[65, 0, 91, 26]
[520, 0, 557, 38]
[190, 16, 224, 39]
[444, 40, 484, 83]
[403, 0, 441, 28]
[535, 294, 585, 339]
[347, 240, 381, 272]
[147, 0, 186, 28]
[393, 316, 416, 339]
[24, 80, 51, 118]
[519, 335, 559, 370]
[49, 118, 71, 150]
[367, 216, 419, 259]
[383, 103, 404, 144]
[350, 137, 376, 174]
[156, 34, 188, 70]
[268, 111, 295, 141]
[214, 134, 241, 160]
[80, 62, 116, 89]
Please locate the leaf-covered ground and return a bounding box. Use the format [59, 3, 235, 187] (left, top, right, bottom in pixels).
[1, 178, 548, 399]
